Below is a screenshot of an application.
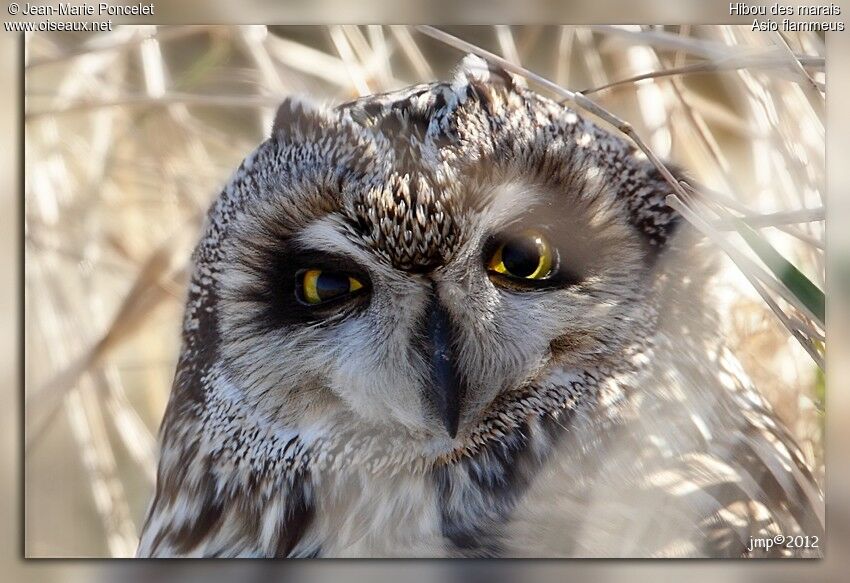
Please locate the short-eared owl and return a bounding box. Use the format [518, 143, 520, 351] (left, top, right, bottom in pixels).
[138, 55, 823, 558]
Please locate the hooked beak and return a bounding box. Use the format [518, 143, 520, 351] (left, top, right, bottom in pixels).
[423, 294, 465, 439]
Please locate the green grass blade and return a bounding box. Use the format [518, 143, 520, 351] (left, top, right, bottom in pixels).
[732, 217, 825, 326]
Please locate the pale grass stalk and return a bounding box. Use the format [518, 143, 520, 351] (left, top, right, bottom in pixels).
[69, 383, 139, 556]
[102, 366, 158, 484]
[27, 225, 193, 444]
[237, 26, 285, 131]
[25, 263, 189, 452]
[575, 27, 608, 89]
[28, 257, 137, 554]
[342, 26, 377, 73]
[367, 25, 393, 90]
[591, 25, 736, 59]
[771, 227, 825, 251]
[723, 27, 824, 276]
[138, 29, 224, 200]
[666, 29, 823, 262]
[773, 31, 825, 110]
[667, 60, 737, 195]
[674, 25, 691, 68]
[514, 26, 545, 62]
[495, 26, 521, 66]
[674, 91, 761, 139]
[555, 26, 574, 87]
[139, 33, 167, 99]
[581, 54, 824, 95]
[329, 25, 372, 96]
[392, 26, 434, 80]
[683, 182, 824, 251]
[343, 25, 403, 90]
[620, 32, 673, 158]
[264, 33, 357, 86]
[238, 26, 285, 94]
[718, 207, 825, 228]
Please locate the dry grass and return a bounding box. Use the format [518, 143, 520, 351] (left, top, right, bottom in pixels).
[23, 25, 825, 557]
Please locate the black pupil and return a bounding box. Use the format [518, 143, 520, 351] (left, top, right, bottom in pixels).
[501, 239, 542, 277]
[315, 272, 350, 301]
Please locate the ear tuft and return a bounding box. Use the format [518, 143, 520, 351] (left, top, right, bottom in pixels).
[271, 96, 327, 139]
[452, 53, 526, 92]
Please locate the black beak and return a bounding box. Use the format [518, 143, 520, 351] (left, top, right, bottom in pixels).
[423, 293, 465, 439]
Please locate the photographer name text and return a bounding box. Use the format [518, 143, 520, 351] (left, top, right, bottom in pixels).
[12, 2, 154, 16]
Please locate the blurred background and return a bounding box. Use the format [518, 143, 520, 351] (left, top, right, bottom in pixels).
[22, 25, 825, 558]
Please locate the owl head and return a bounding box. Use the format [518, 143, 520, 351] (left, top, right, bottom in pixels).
[188, 56, 681, 458]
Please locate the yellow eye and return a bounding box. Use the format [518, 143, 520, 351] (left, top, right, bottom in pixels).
[297, 269, 364, 305]
[487, 231, 555, 281]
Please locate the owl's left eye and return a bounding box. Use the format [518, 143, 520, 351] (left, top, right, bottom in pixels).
[296, 268, 364, 305]
[486, 231, 557, 282]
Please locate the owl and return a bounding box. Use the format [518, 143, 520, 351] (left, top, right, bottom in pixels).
[137, 55, 823, 558]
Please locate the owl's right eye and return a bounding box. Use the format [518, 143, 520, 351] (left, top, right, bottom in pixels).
[486, 231, 557, 281]
[295, 268, 364, 306]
